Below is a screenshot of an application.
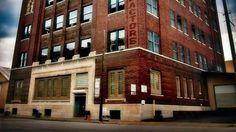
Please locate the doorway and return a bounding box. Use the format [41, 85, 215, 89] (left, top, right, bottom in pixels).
[74, 94, 86, 117]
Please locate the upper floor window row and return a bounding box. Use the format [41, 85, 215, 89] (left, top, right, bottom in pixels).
[43, 5, 93, 34]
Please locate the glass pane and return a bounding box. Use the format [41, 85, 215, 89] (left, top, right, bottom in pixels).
[66, 42, 75, 50]
[81, 38, 91, 48]
[41, 48, 48, 56]
[53, 45, 61, 52]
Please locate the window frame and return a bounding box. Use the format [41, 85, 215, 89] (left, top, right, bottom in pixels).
[108, 29, 125, 52]
[108, 0, 125, 14]
[148, 31, 160, 53]
[108, 69, 125, 99]
[150, 69, 162, 96]
[82, 5, 93, 23]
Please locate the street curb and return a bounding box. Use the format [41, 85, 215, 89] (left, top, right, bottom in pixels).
[1, 116, 236, 128]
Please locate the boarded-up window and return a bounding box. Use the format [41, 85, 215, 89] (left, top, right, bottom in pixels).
[76, 73, 88, 89]
[183, 78, 188, 98]
[108, 70, 125, 98]
[14, 81, 23, 100]
[189, 79, 194, 98]
[150, 70, 162, 95]
[176, 76, 181, 97]
[34, 75, 71, 100]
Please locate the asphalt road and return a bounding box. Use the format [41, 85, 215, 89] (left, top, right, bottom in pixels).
[0, 118, 236, 132]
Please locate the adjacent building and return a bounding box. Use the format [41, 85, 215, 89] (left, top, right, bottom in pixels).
[6, 0, 225, 121]
[0, 67, 10, 113]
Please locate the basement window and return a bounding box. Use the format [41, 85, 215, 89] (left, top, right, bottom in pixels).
[79, 38, 91, 57]
[108, 29, 125, 52]
[51, 45, 61, 62]
[109, 0, 124, 14]
[39, 48, 48, 64]
[64, 42, 75, 60]
[45, 109, 52, 117]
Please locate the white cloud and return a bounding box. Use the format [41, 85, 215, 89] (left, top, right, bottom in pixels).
[0, 37, 16, 68]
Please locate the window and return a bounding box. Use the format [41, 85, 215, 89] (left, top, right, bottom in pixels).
[19, 52, 27, 67]
[191, 25, 196, 39]
[183, 78, 188, 98]
[108, 69, 125, 98]
[198, 54, 203, 69]
[203, 57, 208, 70]
[0, 84, 2, 95]
[194, 52, 198, 64]
[189, 0, 193, 12]
[61, 77, 70, 96]
[68, 10, 77, 26]
[76, 73, 88, 89]
[43, 19, 51, 34]
[150, 70, 162, 95]
[109, 0, 124, 14]
[183, 18, 188, 34]
[14, 81, 23, 100]
[186, 48, 191, 64]
[39, 48, 48, 64]
[23, 25, 31, 39]
[64, 42, 75, 60]
[55, 15, 64, 30]
[26, 0, 34, 14]
[46, 0, 54, 7]
[204, 13, 209, 25]
[51, 45, 61, 62]
[82, 5, 93, 23]
[180, 46, 185, 62]
[80, 38, 91, 57]
[170, 10, 175, 27]
[108, 29, 125, 52]
[147, 0, 158, 17]
[189, 79, 194, 98]
[34, 75, 71, 99]
[148, 31, 160, 53]
[172, 42, 178, 60]
[198, 81, 202, 95]
[177, 15, 182, 31]
[176, 76, 181, 97]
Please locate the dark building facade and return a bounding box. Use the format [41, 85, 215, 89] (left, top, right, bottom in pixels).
[6, 0, 224, 121]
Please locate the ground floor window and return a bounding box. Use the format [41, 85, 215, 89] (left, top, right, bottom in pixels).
[108, 69, 125, 99]
[150, 70, 162, 95]
[34, 75, 71, 100]
[14, 81, 23, 100]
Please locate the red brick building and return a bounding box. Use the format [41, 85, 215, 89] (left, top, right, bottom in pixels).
[6, 0, 224, 121]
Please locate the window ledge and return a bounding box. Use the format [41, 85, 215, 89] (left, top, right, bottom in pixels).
[53, 29, 63, 34]
[45, 5, 53, 10]
[105, 98, 126, 102]
[171, 26, 176, 29]
[184, 33, 189, 36]
[56, 0, 65, 5]
[151, 94, 164, 97]
[147, 11, 159, 19]
[21, 38, 30, 42]
[177, 97, 183, 99]
[108, 10, 125, 16]
[81, 21, 92, 26]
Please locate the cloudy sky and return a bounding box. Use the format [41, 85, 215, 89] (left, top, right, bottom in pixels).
[0, 0, 22, 68]
[0, 0, 235, 68]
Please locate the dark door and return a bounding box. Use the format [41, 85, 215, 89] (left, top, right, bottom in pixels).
[74, 95, 86, 117]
